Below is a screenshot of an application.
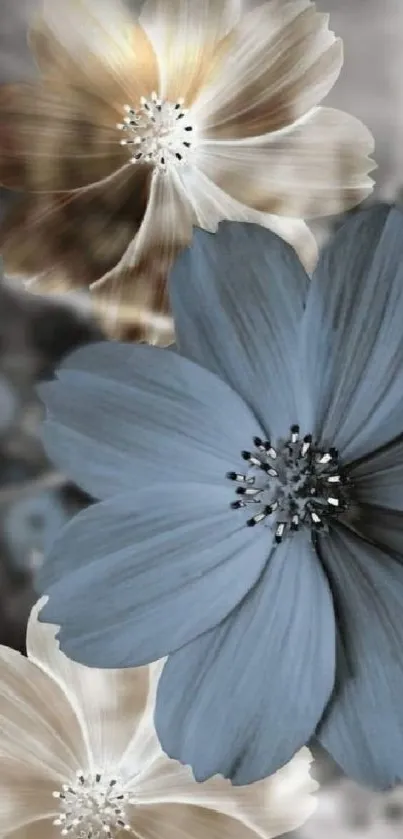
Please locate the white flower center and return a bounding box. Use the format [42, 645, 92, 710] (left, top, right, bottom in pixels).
[53, 771, 133, 839]
[117, 92, 195, 169]
[227, 425, 350, 541]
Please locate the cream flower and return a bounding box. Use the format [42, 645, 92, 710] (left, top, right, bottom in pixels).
[0, 0, 374, 342]
[0, 599, 317, 839]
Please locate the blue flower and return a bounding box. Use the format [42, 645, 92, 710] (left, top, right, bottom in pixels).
[37, 204, 403, 790]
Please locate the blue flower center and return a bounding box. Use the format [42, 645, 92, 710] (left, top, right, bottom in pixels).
[227, 425, 350, 543]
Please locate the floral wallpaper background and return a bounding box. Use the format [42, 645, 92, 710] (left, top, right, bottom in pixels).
[0, 0, 401, 836]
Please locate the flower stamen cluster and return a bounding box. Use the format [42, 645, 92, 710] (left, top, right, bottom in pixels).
[117, 92, 194, 169]
[227, 425, 350, 540]
[52, 770, 133, 839]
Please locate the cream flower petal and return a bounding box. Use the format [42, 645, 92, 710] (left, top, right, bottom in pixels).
[126, 802, 309, 839]
[129, 750, 317, 838]
[29, 0, 159, 107]
[117, 663, 170, 789]
[27, 599, 150, 771]
[139, 0, 242, 105]
[6, 819, 60, 839]
[91, 168, 194, 343]
[191, 0, 343, 139]
[176, 165, 318, 270]
[0, 770, 59, 839]
[0, 643, 87, 837]
[195, 108, 375, 219]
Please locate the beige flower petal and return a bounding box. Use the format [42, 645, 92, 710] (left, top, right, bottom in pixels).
[176, 164, 318, 270]
[6, 818, 60, 839]
[91, 167, 194, 343]
[191, 0, 343, 139]
[128, 800, 312, 839]
[0, 769, 59, 839]
[117, 665, 173, 792]
[195, 107, 375, 219]
[29, 0, 159, 107]
[128, 749, 317, 838]
[0, 82, 128, 191]
[139, 0, 242, 106]
[0, 164, 151, 289]
[0, 642, 88, 837]
[27, 599, 151, 771]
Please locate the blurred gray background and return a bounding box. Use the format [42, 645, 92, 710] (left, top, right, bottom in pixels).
[0, 1, 401, 837]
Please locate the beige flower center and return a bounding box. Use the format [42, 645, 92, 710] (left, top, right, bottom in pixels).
[52, 771, 133, 838]
[117, 92, 195, 169]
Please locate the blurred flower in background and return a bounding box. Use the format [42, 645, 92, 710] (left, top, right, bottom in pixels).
[2, 490, 68, 572]
[0, 271, 101, 652]
[0, 0, 374, 342]
[0, 598, 318, 839]
[298, 778, 403, 839]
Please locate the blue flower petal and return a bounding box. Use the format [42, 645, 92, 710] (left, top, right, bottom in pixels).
[317, 524, 403, 788]
[338, 439, 403, 555]
[347, 507, 403, 557]
[169, 222, 309, 440]
[349, 437, 403, 511]
[155, 530, 335, 784]
[39, 342, 263, 500]
[299, 204, 403, 461]
[38, 483, 271, 667]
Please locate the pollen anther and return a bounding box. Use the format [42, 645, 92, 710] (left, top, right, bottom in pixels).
[117, 95, 195, 169]
[228, 427, 350, 542]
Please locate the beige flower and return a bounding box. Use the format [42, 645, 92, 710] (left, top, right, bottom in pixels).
[0, 0, 375, 342]
[0, 599, 318, 839]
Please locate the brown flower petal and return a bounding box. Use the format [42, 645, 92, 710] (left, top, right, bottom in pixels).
[0, 81, 132, 191]
[192, 0, 343, 140]
[139, 0, 241, 106]
[0, 164, 151, 287]
[92, 168, 194, 344]
[29, 0, 159, 108]
[92, 164, 318, 343]
[195, 108, 375, 219]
